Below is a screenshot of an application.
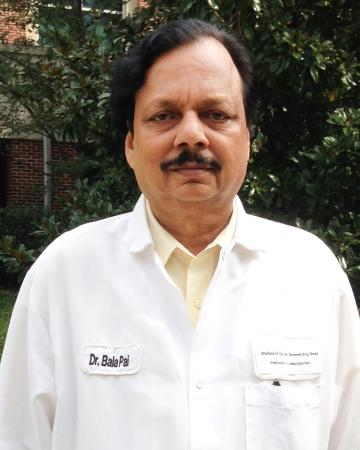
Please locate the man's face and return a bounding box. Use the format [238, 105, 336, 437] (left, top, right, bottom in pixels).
[125, 38, 250, 212]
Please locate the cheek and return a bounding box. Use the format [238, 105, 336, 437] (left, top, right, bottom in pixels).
[215, 141, 247, 167]
[135, 132, 173, 161]
[131, 150, 164, 176]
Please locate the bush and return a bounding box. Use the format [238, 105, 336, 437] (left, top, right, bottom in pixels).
[0, 236, 38, 286]
[0, 0, 358, 305]
[0, 289, 16, 358]
[61, 157, 139, 230]
[0, 157, 139, 286]
[0, 206, 46, 248]
[0, 207, 44, 286]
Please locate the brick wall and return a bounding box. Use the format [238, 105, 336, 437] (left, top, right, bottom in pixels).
[5, 139, 76, 210]
[6, 139, 43, 207]
[0, 8, 26, 43]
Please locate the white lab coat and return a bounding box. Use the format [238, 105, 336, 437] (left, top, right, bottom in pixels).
[0, 195, 359, 450]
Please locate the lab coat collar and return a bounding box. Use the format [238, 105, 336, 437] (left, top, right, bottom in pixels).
[125, 194, 268, 254]
[233, 196, 269, 253]
[125, 195, 154, 253]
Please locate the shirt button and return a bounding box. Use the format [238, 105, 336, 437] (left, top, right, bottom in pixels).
[193, 298, 202, 309]
[195, 381, 203, 389]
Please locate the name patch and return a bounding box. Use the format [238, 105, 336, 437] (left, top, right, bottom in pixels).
[252, 336, 322, 380]
[81, 344, 141, 375]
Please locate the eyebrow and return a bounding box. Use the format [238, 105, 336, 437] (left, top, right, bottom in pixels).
[145, 95, 236, 111]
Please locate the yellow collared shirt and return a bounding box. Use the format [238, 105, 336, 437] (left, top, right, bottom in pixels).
[146, 199, 237, 326]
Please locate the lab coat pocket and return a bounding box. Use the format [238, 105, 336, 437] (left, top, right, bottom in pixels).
[245, 384, 320, 450]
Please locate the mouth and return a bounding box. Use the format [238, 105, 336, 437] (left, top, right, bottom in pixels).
[169, 164, 215, 180]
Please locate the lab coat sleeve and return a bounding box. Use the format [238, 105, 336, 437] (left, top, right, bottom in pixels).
[0, 268, 56, 450]
[329, 271, 360, 450]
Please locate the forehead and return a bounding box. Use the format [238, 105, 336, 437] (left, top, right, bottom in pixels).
[135, 38, 244, 107]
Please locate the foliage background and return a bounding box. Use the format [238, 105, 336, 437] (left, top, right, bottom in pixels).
[0, 0, 359, 304]
[0, 289, 16, 358]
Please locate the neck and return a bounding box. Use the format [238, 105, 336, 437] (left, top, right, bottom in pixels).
[148, 199, 234, 255]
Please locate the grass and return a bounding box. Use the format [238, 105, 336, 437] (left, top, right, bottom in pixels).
[0, 288, 16, 360]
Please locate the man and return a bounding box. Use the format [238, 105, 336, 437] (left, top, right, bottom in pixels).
[0, 19, 359, 450]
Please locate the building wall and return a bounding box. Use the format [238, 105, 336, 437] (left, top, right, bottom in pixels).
[137, 1, 149, 8]
[6, 139, 43, 207]
[0, 7, 26, 43]
[5, 139, 75, 210]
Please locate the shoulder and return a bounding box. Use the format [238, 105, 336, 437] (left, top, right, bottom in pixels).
[240, 213, 356, 302]
[247, 213, 327, 248]
[33, 211, 133, 270]
[59, 212, 131, 244]
[243, 213, 340, 269]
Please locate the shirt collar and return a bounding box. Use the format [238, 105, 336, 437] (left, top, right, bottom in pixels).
[125, 194, 268, 255]
[145, 198, 237, 266]
[145, 200, 180, 265]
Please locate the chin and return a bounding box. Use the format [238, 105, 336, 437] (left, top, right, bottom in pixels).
[172, 192, 219, 204]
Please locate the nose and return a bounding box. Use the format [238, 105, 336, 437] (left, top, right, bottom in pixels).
[173, 112, 209, 149]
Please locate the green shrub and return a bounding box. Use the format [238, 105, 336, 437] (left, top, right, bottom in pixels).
[0, 207, 46, 286]
[0, 157, 139, 286]
[0, 206, 46, 248]
[0, 0, 358, 305]
[0, 236, 38, 285]
[0, 289, 16, 359]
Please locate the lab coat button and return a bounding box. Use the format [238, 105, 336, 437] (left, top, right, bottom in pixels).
[195, 381, 204, 389]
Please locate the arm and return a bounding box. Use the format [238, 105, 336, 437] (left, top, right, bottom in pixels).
[329, 272, 360, 450]
[0, 269, 56, 450]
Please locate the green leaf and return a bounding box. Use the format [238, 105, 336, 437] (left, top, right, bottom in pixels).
[310, 66, 319, 83]
[179, 0, 194, 13]
[207, 0, 219, 10]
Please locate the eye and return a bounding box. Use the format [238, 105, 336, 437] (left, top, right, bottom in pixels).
[150, 112, 176, 122]
[206, 111, 229, 121]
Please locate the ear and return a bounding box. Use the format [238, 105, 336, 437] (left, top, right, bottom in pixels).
[125, 131, 135, 169]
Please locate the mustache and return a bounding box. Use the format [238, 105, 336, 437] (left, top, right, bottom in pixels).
[160, 148, 222, 172]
